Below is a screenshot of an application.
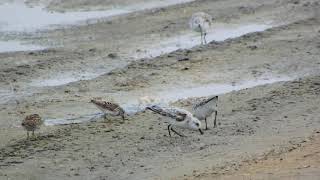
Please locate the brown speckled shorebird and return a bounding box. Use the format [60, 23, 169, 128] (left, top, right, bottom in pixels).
[21, 114, 43, 139]
[90, 99, 125, 120]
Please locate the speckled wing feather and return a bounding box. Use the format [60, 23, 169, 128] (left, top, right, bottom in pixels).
[91, 100, 125, 117]
[92, 100, 116, 110]
[146, 105, 187, 121]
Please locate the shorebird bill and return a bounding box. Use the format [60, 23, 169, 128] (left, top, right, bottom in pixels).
[199, 129, 204, 135]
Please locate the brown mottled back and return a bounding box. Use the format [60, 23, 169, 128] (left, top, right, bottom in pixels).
[22, 114, 43, 131]
[91, 99, 125, 119]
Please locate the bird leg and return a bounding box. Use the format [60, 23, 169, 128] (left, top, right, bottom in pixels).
[32, 130, 37, 140]
[213, 111, 218, 128]
[199, 24, 204, 45]
[205, 118, 208, 130]
[167, 124, 172, 137]
[170, 127, 185, 137]
[204, 32, 207, 44]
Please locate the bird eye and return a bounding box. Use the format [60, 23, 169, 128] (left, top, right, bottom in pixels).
[195, 122, 200, 127]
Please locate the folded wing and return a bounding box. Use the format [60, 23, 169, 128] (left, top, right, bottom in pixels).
[146, 105, 187, 121]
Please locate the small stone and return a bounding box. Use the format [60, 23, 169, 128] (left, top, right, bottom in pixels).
[89, 48, 96, 52]
[247, 45, 258, 50]
[177, 56, 190, 61]
[108, 53, 118, 58]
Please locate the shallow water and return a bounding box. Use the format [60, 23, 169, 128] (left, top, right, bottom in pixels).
[0, 40, 46, 53]
[155, 76, 291, 103]
[0, 0, 195, 53]
[133, 23, 272, 59]
[0, 0, 195, 32]
[44, 112, 103, 126]
[45, 76, 292, 125]
[31, 23, 274, 87]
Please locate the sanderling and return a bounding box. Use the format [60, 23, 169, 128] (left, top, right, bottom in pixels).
[21, 114, 43, 139]
[90, 99, 125, 120]
[189, 12, 213, 44]
[146, 105, 203, 137]
[193, 95, 218, 130]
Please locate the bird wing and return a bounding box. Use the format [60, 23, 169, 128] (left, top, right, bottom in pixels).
[146, 105, 187, 121]
[193, 95, 218, 109]
[91, 100, 119, 111]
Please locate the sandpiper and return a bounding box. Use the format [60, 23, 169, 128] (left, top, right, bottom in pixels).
[90, 99, 125, 120]
[189, 12, 213, 44]
[21, 114, 43, 139]
[146, 105, 203, 137]
[193, 95, 218, 130]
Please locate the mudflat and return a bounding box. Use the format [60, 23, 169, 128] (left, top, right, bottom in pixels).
[0, 0, 320, 179]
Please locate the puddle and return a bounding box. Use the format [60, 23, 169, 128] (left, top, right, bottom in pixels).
[133, 23, 272, 59]
[155, 76, 292, 103]
[0, 0, 194, 53]
[0, 40, 46, 53]
[45, 76, 292, 125]
[44, 112, 103, 126]
[0, 0, 195, 32]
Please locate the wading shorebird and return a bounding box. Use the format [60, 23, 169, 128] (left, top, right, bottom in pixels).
[146, 105, 203, 137]
[189, 12, 213, 45]
[193, 96, 218, 130]
[90, 99, 125, 120]
[21, 114, 43, 139]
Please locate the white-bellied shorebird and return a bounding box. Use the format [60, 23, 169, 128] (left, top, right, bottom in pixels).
[193, 95, 218, 130]
[90, 99, 125, 120]
[146, 105, 203, 137]
[21, 114, 43, 139]
[189, 12, 213, 44]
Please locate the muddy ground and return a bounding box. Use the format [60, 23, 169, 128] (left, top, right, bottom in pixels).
[0, 0, 320, 179]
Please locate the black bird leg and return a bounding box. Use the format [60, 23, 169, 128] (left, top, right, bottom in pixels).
[199, 24, 204, 45]
[204, 32, 207, 44]
[171, 127, 185, 137]
[213, 111, 218, 128]
[167, 124, 172, 137]
[205, 117, 208, 130]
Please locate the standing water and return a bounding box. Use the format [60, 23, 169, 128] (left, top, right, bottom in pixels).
[0, 0, 196, 52]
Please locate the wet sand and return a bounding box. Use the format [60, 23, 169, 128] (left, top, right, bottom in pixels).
[0, 0, 320, 179]
[191, 133, 320, 180]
